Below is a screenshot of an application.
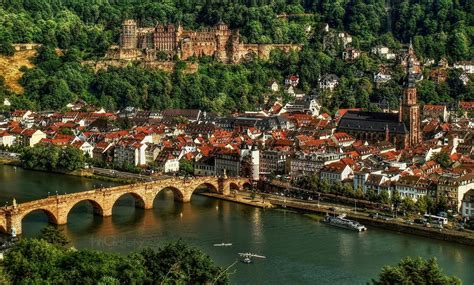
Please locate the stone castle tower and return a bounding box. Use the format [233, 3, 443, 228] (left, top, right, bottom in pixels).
[120, 19, 138, 49]
[399, 42, 422, 148]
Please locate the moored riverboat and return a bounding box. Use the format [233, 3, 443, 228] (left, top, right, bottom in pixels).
[324, 213, 367, 232]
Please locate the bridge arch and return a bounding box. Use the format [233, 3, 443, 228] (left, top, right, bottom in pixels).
[229, 182, 242, 191]
[21, 208, 59, 226]
[66, 198, 105, 221]
[192, 182, 219, 194]
[153, 185, 186, 202]
[112, 192, 147, 209]
[242, 181, 252, 190]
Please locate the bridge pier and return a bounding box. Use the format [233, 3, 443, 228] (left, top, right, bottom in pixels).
[102, 207, 113, 217]
[56, 214, 68, 225]
[137, 198, 154, 210]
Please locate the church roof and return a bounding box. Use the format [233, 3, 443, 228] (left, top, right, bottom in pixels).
[337, 111, 408, 134]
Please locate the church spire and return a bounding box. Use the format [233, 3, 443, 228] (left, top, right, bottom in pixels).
[400, 41, 422, 148]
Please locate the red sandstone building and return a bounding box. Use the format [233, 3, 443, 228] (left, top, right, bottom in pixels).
[107, 19, 301, 63]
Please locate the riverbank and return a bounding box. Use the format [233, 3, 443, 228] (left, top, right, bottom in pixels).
[0, 162, 134, 185]
[199, 193, 274, 208]
[273, 198, 474, 247]
[206, 191, 474, 247]
[0, 157, 20, 166]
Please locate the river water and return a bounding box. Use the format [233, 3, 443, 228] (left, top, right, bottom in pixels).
[1, 165, 473, 284]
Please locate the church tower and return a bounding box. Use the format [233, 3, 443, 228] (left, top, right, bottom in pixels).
[399, 42, 422, 147]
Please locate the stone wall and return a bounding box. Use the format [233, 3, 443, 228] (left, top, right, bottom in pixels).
[83, 60, 198, 74]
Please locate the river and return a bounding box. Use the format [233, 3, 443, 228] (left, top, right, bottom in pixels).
[1, 165, 473, 284]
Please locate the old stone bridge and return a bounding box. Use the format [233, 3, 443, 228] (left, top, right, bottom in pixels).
[0, 176, 250, 235]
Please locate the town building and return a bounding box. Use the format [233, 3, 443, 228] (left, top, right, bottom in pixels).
[461, 189, 474, 218]
[155, 149, 179, 173]
[319, 74, 339, 91]
[19, 129, 46, 147]
[214, 149, 241, 177]
[423, 104, 448, 122]
[371, 46, 396, 60]
[114, 139, 147, 166]
[437, 173, 474, 212]
[194, 157, 216, 176]
[394, 175, 433, 201]
[319, 161, 353, 185]
[260, 150, 288, 175]
[0, 131, 15, 147]
[289, 152, 343, 177]
[453, 61, 474, 74]
[342, 47, 361, 61]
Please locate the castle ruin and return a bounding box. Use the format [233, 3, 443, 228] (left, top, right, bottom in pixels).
[106, 19, 302, 64]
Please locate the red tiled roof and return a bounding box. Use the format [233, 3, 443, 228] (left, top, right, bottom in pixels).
[460, 101, 474, 110]
[0, 131, 11, 137]
[423, 104, 445, 111]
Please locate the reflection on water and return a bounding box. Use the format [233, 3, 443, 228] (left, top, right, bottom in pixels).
[21, 191, 474, 284]
[4, 164, 474, 284]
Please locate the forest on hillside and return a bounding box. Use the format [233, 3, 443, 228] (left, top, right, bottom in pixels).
[0, 0, 473, 113]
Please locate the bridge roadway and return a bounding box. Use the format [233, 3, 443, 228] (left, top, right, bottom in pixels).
[0, 176, 249, 235]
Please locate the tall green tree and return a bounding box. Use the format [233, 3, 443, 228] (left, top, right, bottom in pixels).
[371, 257, 461, 285]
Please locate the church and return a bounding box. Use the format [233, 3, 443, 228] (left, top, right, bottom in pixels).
[337, 44, 422, 149]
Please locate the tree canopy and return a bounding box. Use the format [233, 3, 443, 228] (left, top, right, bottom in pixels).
[4, 238, 229, 284]
[20, 144, 86, 172]
[371, 257, 461, 285]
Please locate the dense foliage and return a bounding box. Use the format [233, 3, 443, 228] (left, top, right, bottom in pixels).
[20, 144, 86, 172]
[0, 0, 473, 113]
[371, 257, 461, 285]
[4, 237, 229, 284]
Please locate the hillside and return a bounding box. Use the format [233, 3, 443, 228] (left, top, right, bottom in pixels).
[0, 49, 36, 94]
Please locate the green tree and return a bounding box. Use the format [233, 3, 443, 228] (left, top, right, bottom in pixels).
[366, 189, 378, 202]
[39, 225, 69, 248]
[4, 239, 64, 284]
[401, 197, 416, 214]
[415, 196, 429, 214]
[432, 152, 452, 169]
[371, 257, 461, 285]
[391, 190, 402, 209]
[379, 190, 390, 205]
[58, 146, 86, 172]
[5, 238, 226, 284]
[140, 240, 229, 284]
[355, 187, 364, 199]
[179, 159, 194, 175]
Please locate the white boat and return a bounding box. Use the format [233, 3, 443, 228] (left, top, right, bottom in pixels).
[324, 213, 367, 232]
[238, 252, 266, 264]
[213, 243, 232, 247]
